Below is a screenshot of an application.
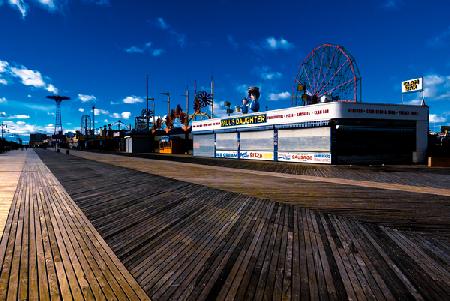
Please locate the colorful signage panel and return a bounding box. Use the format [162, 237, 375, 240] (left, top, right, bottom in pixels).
[221, 114, 267, 127]
[215, 150, 238, 159]
[240, 151, 274, 161]
[402, 77, 423, 93]
[278, 152, 332, 164]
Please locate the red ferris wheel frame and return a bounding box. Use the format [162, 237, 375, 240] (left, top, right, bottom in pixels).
[294, 43, 361, 105]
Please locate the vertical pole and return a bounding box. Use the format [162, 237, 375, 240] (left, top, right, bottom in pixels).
[360, 77, 362, 103]
[146, 75, 149, 132]
[92, 105, 95, 135]
[185, 87, 190, 153]
[273, 127, 278, 161]
[211, 76, 214, 117]
[421, 76, 425, 104]
[185, 87, 189, 126]
[153, 99, 156, 125]
[237, 131, 240, 160]
[167, 93, 171, 117]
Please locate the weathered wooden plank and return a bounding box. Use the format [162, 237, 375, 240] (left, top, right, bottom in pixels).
[0, 150, 151, 301]
[34, 148, 450, 300]
[166, 197, 262, 300]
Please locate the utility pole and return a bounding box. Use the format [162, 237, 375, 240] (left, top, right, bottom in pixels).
[185, 87, 189, 126]
[153, 98, 156, 125]
[146, 75, 149, 131]
[210, 76, 214, 117]
[161, 92, 171, 117]
[92, 105, 96, 135]
[146, 75, 155, 132]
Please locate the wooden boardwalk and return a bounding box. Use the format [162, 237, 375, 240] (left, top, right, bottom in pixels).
[0, 150, 27, 236]
[101, 151, 450, 190]
[38, 149, 450, 301]
[0, 150, 150, 300]
[64, 149, 450, 234]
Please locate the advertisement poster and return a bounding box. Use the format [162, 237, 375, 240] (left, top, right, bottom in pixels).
[240, 151, 274, 161]
[278, 152, 332, 164]
[215, 150, 238, 159]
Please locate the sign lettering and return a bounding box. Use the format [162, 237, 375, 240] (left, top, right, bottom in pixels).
[221, 114, 267, 127]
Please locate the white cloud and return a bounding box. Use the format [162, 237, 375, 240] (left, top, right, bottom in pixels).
[269, 91, 291, 101]
[47, 112, 55, 116]
[1, 120, 63, 135]
[23, 103, 54, 112]
[405, 99, 422, 105]
[3, 120, 35, 134]
[27, 94, 31, 98]
[125, 46, 145, 53]
[7, 0, 109, 19]
[78, 108, 85, 113]
[0, 61, 8, 73]
[8, 114, 30, 119]
[3, 63, 57, 92]
[155, 17, 186, 47]
[121, 112, 131, 119]
[207, 100, 228, 118]
[111, 112, 120, 118]
[47, 84, 58, 94]
[78, 93, 96, 103]
[125, 42, 164, 57]
[0, 78, 6, 86]
[123, 95, 143, 104]
[0, 112, 6, 117]
[429, 114, 447, 123]
[156, 17, 168, 30]
[262, 71, 282, 80]
[235, 84, 249, 94]
[423, 74, 450, 100]
[8, 0, 28, 18]
[0, 97, 6, 103]
[37, 0, 56, 10]
[94, 108, 108, 116]
[152, 49, 164, 56]
[265, 37, 293, 50]
[10, 66, 46, 87]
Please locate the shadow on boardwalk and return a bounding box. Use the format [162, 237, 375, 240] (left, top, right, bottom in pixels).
[38, 150, 450, 301]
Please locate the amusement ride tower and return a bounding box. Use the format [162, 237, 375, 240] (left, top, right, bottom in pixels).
[46, 95, 70, 135]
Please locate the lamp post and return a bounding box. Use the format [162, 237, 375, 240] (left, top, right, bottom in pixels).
[145, 75, 155, 132]
[160, 92, 171, 117]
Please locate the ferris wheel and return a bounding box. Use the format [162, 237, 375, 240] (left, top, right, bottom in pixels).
[294, 43, 361, 105]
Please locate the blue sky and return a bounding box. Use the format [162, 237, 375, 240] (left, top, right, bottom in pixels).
[0, 0, 449, 142]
